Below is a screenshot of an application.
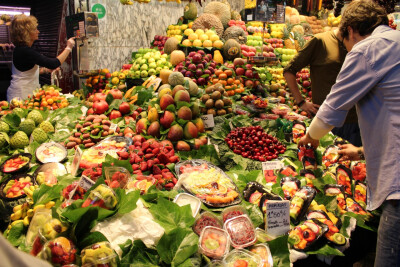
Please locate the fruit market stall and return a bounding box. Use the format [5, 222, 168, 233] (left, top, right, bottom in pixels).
[0, 1, 383, 267]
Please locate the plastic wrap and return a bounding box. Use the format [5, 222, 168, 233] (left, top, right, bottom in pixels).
[289, 186, 316, 224]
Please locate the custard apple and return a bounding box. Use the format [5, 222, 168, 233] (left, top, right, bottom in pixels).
[0, 132, 9, 147]
[27, 110, 43, 126]
[0, 121, 9, 133]
[10, 131, 29, 149]
[19, 119, 35, 135]
[31, 128, 47, 144]
[39, 121, 54, 133]
[12, 108, 26, 118]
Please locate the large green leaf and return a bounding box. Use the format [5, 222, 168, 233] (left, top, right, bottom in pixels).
[116, 188, 140, 214]
[120, 239, 160, 266]
[157, 228, 199, 266]
[267, 235, 291, 267]
[33, 184, 65, 206]
[241, 200, 264, 228]
[306, 244, 344, 256]
[6, 221, 25, 247]
[149, 197, 195, 234]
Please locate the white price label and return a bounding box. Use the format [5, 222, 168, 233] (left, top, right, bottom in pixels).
[70, 147, 82, 177]
[79, 175, 96, 191]
[81, 106, 88, 116]
[200, 114, 215, 128]
[110, 123, 118, 132]
[265, 200, 290, 237]
[247, 14, 253, 21]
[262, 161, 284, 172]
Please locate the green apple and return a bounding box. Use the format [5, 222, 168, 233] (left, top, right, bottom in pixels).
[143, 53, 151, 59]
[160, 57, 166, 63]
[156, 60, 163, 66]
[138, 48, 144, 54]
[134, 70, 141, 77]
[163, 66, 170, 70]
[148, 58, 155, 63]
[141, 64, 148, 71]
[156, 67, 162, 72]
[139, 59, 146, 65]
[161, 54, 168, 58]
[149, 62, 157, 69]
[153, 54, 161, 60]
[148, 69, 156, 76]
[260, 73, 267, 80]
[132, 64, 139, 71]
[140, 70, 148, 77]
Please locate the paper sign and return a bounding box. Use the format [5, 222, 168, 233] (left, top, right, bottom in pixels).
[110, 123, 118, 132]
[78, 175, 96, 191]
[262, 161, 284, 172]
[201, 114, 215, 128]
[265, 200, 290, 237]
[81, 106, 88, 116]
[70, 147, 82, 177]
[247, 14, 253, 21]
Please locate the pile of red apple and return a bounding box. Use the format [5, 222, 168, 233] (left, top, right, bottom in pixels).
[225, 126, 286, 162]
[240, 44, 257, 57]
[227, 20, 247, 32]
[296, 68, 312, 98]
[118, 135, 178, 190]
[224, 58, 261, 89]
[263, 38, 284, 48]
[175, 51, 218, 86]
[151, 35, 169, 51]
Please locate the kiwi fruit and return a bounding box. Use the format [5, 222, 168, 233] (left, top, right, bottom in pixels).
[223, 98, 232, 106]
[205, 86, 214, 94]
[205, 99, 214, 109]
[215, 99, 224, 109]
[217, 109, 227, 116]
[211, 91, 222, 100]
[227, 107, 233, 113]
[207, 109, 216, 116]
[202, 94, 210, 103]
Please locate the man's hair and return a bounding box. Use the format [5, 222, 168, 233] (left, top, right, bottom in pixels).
[339, 0, 388, 39]
[10, 14, 38, 46]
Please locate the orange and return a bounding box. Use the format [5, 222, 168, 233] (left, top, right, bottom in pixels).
[225, 85, 232, 90]
[224, 70, 233, 76]
[47, 98, 54, 105]
[234, 79, 241, 85]
[212, 78, 219, 84]
[218, 73, 227, 80]
[214, 70, 223, 77]
[227, 78, 234, 85]
[219, 80, 227, 86]
[228, 90, 235, 96]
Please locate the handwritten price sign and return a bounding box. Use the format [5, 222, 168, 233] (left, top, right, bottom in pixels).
[265, 200, 290, 237]
[200, 114, 215, 128]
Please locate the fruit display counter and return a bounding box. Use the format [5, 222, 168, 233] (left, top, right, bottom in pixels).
[0, 2, 380, 267]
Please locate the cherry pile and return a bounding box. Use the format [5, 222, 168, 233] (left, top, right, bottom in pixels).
[225, 126, 286, 161]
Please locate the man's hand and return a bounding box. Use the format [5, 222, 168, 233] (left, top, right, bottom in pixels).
[338, 144, 362, 161]
[300, 101, 320, 116]
[297, 132, 319, 148]
[67, 37, 75, 49]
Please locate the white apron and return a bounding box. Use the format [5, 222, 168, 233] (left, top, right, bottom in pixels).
[7, 63, 40, 102]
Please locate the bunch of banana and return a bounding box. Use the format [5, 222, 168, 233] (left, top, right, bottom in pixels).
[23, 184, 39, 200]
[10, 201, 56, 227]
[120, 0, 134, 5]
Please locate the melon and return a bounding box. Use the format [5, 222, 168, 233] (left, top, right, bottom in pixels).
[222, 39, 241, 61]
[204, 2, 231, 28]
[160, 69, 173, 84]
[168, 72, 185, 86]
[164, 37, 179, 55]
[184, 2, 197, 20]
[170, 50, 186, 66]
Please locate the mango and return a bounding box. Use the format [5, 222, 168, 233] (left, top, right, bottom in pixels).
[191, 101, 200, 117]
[158, 87, 172, 99]
[136, 118, 148, 134]
[174, 90, 190, 103]
[147, 121, 161, 138]
[167, 124, 183, 141]
[160, 110, 175, 129]
[160, 139, 173, 148]
[147, 107, 159, 122]
[160, 94, 175, 110]
[194, 117, 205, 133]
[199, 136, 208, 145]
[194, 138, 203, 149]
[172, 85, 185, 97]
[176, 140, 191, 151]
[183, 121, 198, 139]
[177, 106, 192, 120]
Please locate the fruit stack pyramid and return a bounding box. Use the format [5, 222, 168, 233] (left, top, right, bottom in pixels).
[200, 83, 233, 116]
[130, 49, 172, 79]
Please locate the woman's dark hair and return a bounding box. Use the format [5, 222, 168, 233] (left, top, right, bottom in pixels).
[339, 0, 389, 39]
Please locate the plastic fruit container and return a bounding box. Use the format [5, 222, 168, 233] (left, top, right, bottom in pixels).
[104, 166, 130, 189]
[81, 241, 117, 267]
[37, 237, 77, 266]
[193, 211, 223, 236]
[34, 162, 67, 186]
[26, 208, 52, 247]
[36, 142, 67, 164]
[82, 184, 118, 210]
[255, 228, 274, 243]
[199, 226, 230, 259]
[221, 205, 248, 223]
[223, 249, 263, 267]
[173, 193, 201, 217]
[224, 215, 256, 249]
[0, 174, 35, 200]
[250, 243, 274, 267]
[0, 153, 32, 174]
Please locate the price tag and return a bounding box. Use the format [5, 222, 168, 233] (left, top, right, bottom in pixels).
[110, 123, 118, 132]
[262, 161, 284, 172]
[81, 106, 88, 116]
[265, 200, 290, 237]
[70, 147, 82, 177]
[200, 114, 215, 128]
[247, 14, 253, 21]
[78, 175, 96, 191]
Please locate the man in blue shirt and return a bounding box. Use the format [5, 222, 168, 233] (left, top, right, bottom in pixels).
[298, 1, 400, 266]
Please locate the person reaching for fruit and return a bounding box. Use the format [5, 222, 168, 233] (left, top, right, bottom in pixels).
[297, 1, 400, 266]
[7, 14, 75, 101]
[283, 22, 362, 147]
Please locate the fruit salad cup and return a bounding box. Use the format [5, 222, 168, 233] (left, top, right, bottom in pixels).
[37, 237, 77, 266]
[81, 242, 117, 267]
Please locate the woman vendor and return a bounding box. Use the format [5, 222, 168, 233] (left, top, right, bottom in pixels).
[7, 14, 75, 101]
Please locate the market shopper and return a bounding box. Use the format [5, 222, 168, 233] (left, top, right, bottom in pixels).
[7, 14, 75, 101]
[283, 22, 362, 146]
[297, 1, 400, 266]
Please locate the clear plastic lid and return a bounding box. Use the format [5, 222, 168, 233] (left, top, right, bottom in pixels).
[223, 249, 263, 267]
[255, 228, 274, 243]
[37, 237, 77, 266]
[81, 241, 117, 267]
[82, 184, 118, 210]
[193, 211, 223, 236]
[25, 208, 52, 247]
[250, 243, 274, 267]
[36, 142, 67, 164]
[173, 193, 201, 217]
[224, 215, 256, 249]
[199, 226, 230, 259]
[221, 205, 248, 223]
[104, 166, 131, 189]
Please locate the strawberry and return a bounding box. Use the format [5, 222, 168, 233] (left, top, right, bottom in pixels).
[142, 142, 150, 151]
[140, 162, 148, 171]
[152, 148, 160, 155]
[152, 165, 162, 174]
[157, 153, 169, 164]
[147, 160, 154, 169]
[145, 153, 154, 159]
